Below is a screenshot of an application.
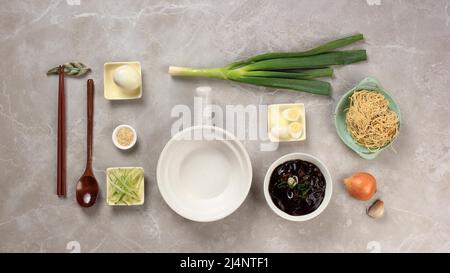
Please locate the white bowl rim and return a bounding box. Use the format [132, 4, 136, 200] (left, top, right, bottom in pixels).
[156, 125, 253, 222]
[112, 124, 137, 150]
[263, 152, 332, 221]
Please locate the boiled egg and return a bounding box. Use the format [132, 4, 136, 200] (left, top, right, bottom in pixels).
[288, 122, 303, 139]
[270, 125, 290, 140]
[270, 111, 288, 127]
[113, 65, 141, 91]
[282, 107, 301, 121]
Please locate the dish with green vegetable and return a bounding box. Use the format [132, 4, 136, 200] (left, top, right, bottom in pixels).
[106, 167, 144, 206]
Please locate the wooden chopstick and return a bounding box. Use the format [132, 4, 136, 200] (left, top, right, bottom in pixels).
[57, 65, 66, 197]
[57, 66, 61, 196]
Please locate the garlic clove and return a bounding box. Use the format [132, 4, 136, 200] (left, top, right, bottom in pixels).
[367, 199, 385, 219]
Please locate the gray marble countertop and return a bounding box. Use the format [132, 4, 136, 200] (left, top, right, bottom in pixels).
[1, 0, 449, 253]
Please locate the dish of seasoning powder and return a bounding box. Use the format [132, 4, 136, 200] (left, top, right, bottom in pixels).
[116, 127, 134, 146]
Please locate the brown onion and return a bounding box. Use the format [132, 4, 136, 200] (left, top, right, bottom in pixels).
[343, 172, 377, 201]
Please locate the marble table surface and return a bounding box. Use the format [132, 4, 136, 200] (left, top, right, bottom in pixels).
[1, 0, 449, 253]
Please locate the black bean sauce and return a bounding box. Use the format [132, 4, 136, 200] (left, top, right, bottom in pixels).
[269, 159, 326, 216]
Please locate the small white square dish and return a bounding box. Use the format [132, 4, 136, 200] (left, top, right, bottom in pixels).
[267, 103, 306, 142]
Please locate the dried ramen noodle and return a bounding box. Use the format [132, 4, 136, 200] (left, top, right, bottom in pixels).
[345, 90, 399, 151]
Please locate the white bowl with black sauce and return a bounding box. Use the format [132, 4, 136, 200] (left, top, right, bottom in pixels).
[264, 153, 332, 221]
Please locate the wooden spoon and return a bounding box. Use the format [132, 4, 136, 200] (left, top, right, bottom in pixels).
[76, 79, 99, 207]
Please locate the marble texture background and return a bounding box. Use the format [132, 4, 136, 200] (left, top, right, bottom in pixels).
[1, 0, 449, 253]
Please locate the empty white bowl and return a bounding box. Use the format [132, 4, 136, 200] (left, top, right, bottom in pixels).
[157, 126, 252, 222]
[112, 125, 137, 150]
[264, 153, 332, 221]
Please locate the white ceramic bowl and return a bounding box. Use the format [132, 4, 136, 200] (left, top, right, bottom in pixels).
[157, 126, 252, 222]
[263, 153, 332, 221]
[112, 124, 137, 150]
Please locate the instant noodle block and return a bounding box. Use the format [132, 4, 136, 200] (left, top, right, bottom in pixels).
[334, 77, 401, 160]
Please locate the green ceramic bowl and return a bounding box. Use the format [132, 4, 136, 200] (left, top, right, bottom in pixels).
[334, 77, 401, 160]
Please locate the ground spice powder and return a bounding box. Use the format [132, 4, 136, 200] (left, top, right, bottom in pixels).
[116, 127, 134, 146]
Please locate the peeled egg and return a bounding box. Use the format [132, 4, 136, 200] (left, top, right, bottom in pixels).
[113, 65, 141, 91]
[289, 122, 303, 139]
[282, 107, 301, 121]
[270, 111, 288, 127]
[270, 125, 290, 140]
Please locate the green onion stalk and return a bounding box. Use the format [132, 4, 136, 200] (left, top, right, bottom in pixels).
[169, 33, 367, 96]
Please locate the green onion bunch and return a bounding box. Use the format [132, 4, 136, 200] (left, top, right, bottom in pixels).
[169, 34, 366, 96]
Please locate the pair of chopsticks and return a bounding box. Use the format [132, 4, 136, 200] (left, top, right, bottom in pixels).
[57, 66, 66, 197]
